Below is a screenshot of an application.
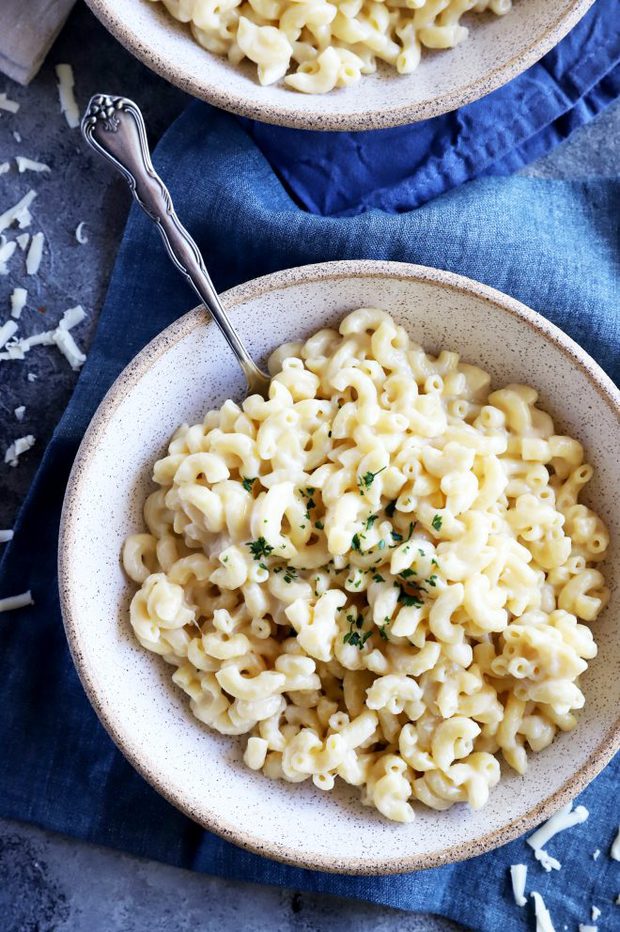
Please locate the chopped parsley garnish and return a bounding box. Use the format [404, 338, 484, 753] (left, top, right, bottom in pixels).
[365, 513, 378, 530]
[406, 521, 416, 540]
[398, 589, 424, 608]
[343, 614, 372, 649]
[299, 488, 317, 519]
[399, 568, 415, 579]
[432, 513, 443, 532]
[372, 573, 385, 583]
[426, 574, 438, 587]
[431, 557, 438, 567]
[385, 500, 397, 518]
[259, 562, 267, 571]
[314, 520, 324, 530]
[357, 466, 386, 494]
[304, 498, 316, 520]
[283, 566, 298, 584]
[246, 537, 274, 560]
[242, 477, 257, 493]
[390, 530, 403, 543]
[379, 619, 390, 640]
[351, 533, 362, 552]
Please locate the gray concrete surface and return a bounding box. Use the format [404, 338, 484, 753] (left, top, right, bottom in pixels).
[0, 818, 461, 932]
[0, 3, 618, 930]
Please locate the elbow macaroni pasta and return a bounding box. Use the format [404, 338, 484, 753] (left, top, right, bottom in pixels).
[123, 308, 609, 823]
[146, 0, 513, 93]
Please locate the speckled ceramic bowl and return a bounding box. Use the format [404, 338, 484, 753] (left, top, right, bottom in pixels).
[85, 0, 595, 131]
[59, 260, 620, 874]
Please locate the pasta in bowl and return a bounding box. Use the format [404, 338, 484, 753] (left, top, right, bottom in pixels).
[122, 307, 609, 823]
[60, 262, 620, 870]
[84, 0, 597, 129]
[148, 0, 513, 95]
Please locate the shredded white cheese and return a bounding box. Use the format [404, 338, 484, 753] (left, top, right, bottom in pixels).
[532, 891, 556, 932]
[0, 162, 9, 175]
[14, 405, 25, 421]
[26, 232, 44, 275]
[10, 287, 27, 319]
[611, 826, 620, 861]
[0, 93, 20, 114]
[58, 304, 86, 330]
[0, 320, 18, 349]
[510, 864, 527, 907]
[0, 305, 87, 369]
[13, 131, 22, 143]
[4, 434, 35, 466]
[27, 372, 37, 382]
[0, 190, 37, 234]
[0, 591, 34, 612]
[16, 157, 51, 175]
[534, 849, 561, 872]
[592, 849, 600, 860]
[0, 530, 14, 543]
[528, 803, 589, 853]
[591, 906, 601, 922]
[0, 342, 24, 360]
[54, 328, 86, 370]
[56, 64, 79, 128]
[0, 237, 17, 274]
[15, 330, 54, 352]
[75, 221, 88, 244]
[16, 233, 30, 250]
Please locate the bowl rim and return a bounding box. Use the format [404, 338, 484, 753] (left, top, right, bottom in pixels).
[84, 0, 596, 131]
[59, 259, 620, 875]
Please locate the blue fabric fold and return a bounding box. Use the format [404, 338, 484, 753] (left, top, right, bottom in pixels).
[244, 0, 620, 216]
[0, 97, 618, 931]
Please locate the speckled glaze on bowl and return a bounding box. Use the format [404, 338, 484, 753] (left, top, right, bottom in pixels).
[59, 260, 620, 875]
[84, 0, 595, 131]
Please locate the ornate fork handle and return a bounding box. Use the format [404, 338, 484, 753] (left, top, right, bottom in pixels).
[81, 95, 270, 397]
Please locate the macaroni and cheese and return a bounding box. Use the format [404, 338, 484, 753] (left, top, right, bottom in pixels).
[147, 0, 513, 94]
[123, 308, 609, 822]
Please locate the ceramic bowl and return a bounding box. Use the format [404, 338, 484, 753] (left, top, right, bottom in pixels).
[85, 0, 595, 131]
[59, 260, 620, 874]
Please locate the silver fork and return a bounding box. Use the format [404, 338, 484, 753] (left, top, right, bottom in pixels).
[81, 94, 271, 399]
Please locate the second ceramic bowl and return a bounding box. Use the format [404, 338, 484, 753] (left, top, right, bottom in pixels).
[86, 0, 595, 131]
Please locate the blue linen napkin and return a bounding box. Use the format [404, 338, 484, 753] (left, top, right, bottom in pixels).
[1, 106, 620, 932]
[244, 0, 620, 216]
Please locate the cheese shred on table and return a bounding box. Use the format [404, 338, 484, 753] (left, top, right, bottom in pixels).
[0, 591, 34, 613]
[509, 864, 527, 907]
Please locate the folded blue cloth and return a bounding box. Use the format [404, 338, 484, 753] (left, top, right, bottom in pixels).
[244, 0, 620, 216]
[1, 98, 619, 930]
